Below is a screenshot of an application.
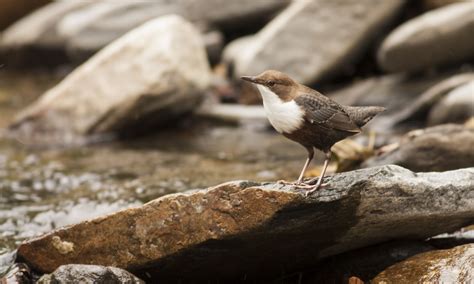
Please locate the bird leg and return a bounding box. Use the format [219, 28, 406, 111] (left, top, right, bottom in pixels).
[305, 151, 331, 196]
[277, 146, 314, 187]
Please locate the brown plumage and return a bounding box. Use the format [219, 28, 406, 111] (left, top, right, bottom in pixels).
[241, 70, 385, 194]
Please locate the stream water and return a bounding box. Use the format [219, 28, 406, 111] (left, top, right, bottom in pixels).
[0, 70, 308, 275]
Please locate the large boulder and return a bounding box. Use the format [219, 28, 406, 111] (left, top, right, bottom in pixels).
[17, 165, 474, 281]
[377, 2, 474, 73]
[9, 15, 211, 144]
[226, 0, 405, 85]
[372, 244, 474, 283]
[37, 264, 144, 284]
[363, 124, 474, 171]
[0, 0, 288, 66]
[0, 0, 50, 31]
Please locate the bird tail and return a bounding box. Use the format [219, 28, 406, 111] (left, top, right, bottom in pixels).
[344, 106, 386, 128]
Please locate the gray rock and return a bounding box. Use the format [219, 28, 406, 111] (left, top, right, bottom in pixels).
[9, 15, 211, 144]
[17, 165, 474, 281]
[391, 73, 474, 126]
[0, 1, 93, 66]
[37, 264, 144, 284]
[363, 124, 474, 171]
[428, 81, 474, 125]
[372, 244, 474, 283]
[226, 0, 405, 84]
[0, 0, 287, 66]
[377, 2, 474, 73]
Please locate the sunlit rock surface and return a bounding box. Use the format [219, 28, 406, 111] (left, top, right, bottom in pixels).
[226, 0, 405, 84]
[428, 81, 474, 126]
[372, 244, 474, 283]
[17, 165, 474, 281]
[9, 15, 211, 143]
[377, 2, 474, 73]
[363, 124, 474, 171]
[37, 264, 144, 284]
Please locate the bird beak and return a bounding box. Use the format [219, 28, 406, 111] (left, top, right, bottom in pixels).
[240, 76, 258, 84]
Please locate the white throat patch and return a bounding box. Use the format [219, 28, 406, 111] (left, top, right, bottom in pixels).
[256, 85, 304, 134]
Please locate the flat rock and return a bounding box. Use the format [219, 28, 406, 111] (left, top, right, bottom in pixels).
[363, 124, 474, 171]
[372, 244, 474, 283]
[8, 15, 211, 144]
[17, 165, 474, 281]
[226, 0, 405, 85]
[37, 264, 144, 284]
[428, 80, 474, 125]
[377, 2, 474, 73]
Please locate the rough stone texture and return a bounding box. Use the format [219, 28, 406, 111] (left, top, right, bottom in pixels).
[0, 0, 50, 30]
[17, 165, 474, 281]
[8, 15, 211, 143]
[0, 0, 287, 66]
[391, 73, 474, 126]
[363, 124, 474, 172]
[226, 0, 405, 85]
[428, 81, 474, 125]
[372, 244, 474, 283]
[37, 264, 144, 284]
[377, 2, 474, 73]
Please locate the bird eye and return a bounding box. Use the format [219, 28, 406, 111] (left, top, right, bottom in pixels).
[268, 80, 275, 86]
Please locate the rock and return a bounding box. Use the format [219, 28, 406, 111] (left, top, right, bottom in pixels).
[37, 264, 144, 284]
[391, 72, 474, 126]
[8, 15, 211, 144]
[377, 2, 474, 73]
[429, 225, 474, 248]
[0, 0, 50, 31]
[226, 0, 405, 85]
[17, 165, 474, 281]
[302, 241, 434, 283]
[422, 0, 472, 10]
[0, 0, 287, 67]
[0, 263, 31, 284]
[372, 244, 474, 283]
[363, 124, 474, 171]
[0, 1, 93, 66]
[428, 81, 474, 125]
[196, 103, 267, 124]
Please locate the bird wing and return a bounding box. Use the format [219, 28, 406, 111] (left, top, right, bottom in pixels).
[294, 92, 361, 133]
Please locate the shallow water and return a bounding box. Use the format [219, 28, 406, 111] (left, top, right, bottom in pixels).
[0, 71, 309, 274]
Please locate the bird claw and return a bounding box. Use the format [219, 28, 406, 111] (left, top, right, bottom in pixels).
[304, 182, 329, 197]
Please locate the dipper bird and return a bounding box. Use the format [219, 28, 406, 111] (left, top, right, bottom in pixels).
[241, 70, 385, 194]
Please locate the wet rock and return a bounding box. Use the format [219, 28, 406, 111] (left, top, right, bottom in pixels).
[226, 0, 405, 85]
[0, 0, 50, 30]
[9, 15, 211, 143]
[391, 72, 474, 126]
[372, 244, 474, 283]
[377, 2, 474, 73]
[428, 81, 474, 125]
[0, 263, 31, 284]
[37, 264, 144, 284]
[17, 165, 474, 281]
[363, 124, 474, 171]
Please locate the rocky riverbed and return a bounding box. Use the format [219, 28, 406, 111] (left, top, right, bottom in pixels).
[1, 0, 473, 283]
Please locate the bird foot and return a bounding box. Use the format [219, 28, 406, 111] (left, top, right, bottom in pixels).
[304, 182, 329, 197]
[277, 180, 317, 189]
[277, 179, 296, 185]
